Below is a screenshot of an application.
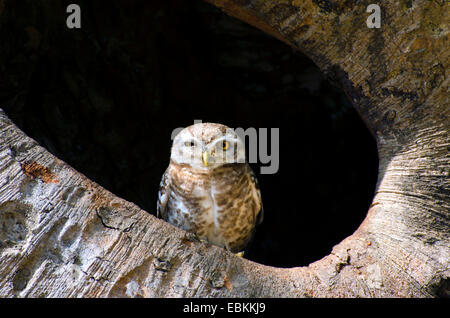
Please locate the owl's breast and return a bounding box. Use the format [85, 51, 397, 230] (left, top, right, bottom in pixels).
[212, 165, 261, 252]
[165, 163, 259, 252]
[165, 165, 214, 233]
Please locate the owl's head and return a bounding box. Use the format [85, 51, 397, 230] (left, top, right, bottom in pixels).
[171, 123, 245, 170]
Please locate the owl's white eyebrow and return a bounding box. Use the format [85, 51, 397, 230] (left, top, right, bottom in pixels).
[181, 136, 202, 145]
[209, 136, 238, 145]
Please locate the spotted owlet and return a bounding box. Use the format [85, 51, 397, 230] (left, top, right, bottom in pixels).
[157, 123, 263, 254]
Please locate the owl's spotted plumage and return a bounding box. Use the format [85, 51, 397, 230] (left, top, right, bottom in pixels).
[157, 123, 263, 253]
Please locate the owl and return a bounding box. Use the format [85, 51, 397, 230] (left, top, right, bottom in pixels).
[157, 123, 263, 254]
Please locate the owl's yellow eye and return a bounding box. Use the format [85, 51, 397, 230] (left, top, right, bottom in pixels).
[185, 141, 195, 147]
[222, 141, 229, 150]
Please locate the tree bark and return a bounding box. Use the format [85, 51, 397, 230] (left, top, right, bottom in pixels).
[0, 0, 448, 297]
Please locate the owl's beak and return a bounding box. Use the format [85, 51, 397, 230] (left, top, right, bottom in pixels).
[202, 151, 209, 166]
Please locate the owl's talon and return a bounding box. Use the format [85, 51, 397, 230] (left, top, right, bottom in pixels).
[198, 237, 211, 247]
[183, 232, 201, 243]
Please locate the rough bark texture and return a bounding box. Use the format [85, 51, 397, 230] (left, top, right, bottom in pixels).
[0, 0, 449, 297]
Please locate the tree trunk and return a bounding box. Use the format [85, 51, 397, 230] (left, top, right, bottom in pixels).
[0, 0, 448, 297]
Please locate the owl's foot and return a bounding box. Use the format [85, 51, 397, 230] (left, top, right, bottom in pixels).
[196, 235, 211, 247]
[235, 251, 245, 258]
[183, 232, 212, 248]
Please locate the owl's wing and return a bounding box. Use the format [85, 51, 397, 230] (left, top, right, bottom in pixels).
[157, 167, 171, 220]
[248, 166, 264, 225]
